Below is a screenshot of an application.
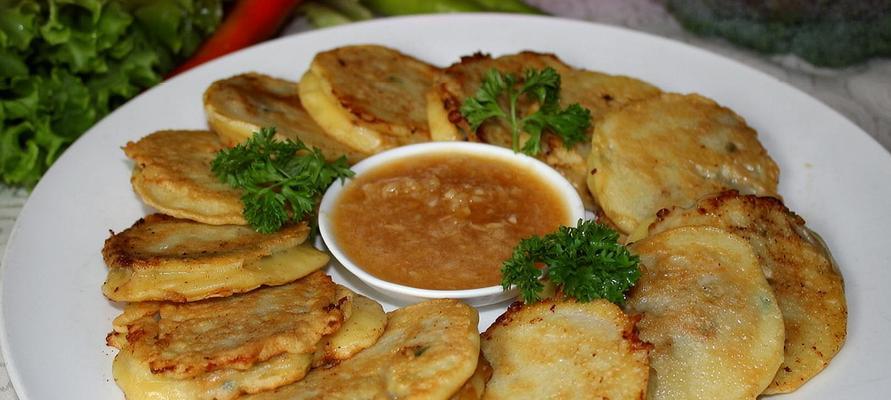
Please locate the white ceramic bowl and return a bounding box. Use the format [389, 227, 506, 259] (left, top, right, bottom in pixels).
[318, 142, 586, 306]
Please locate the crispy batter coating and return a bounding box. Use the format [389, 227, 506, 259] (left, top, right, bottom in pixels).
[312, 287, 386, 368]
[102, 214, 325, 302]
[107, 271, 343, 379]
[244, 299, 480, 400]
[561, 69, 662, 123]
[587, 93, 780, 233]
[427, 51, 573, 158]
[449, 354, 493, 400]
[628, 226, 785, 399]
[428, 51, 660, 209]
[299, 45, 439, 154]
[125, 130, 246, 225]
[648, 191, 847, 393]
[112, 349, 313, 400]
[204, 72, 368, 163]
[481, 299, 650, 400]
[549, 69, 662, 210]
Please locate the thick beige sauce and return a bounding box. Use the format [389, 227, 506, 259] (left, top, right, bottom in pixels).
[332, 152, 569, 290]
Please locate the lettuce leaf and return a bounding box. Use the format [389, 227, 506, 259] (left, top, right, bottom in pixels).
[0, 0, 222, 187]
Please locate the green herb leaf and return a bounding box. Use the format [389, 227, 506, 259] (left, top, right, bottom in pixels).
[461, 69, 511, 131]
[211, 128, 354, 234]
[459, 67, 591, 156]
[501, 219, 640, 304]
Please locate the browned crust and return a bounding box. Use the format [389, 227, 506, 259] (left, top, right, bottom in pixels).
[448, 353, 493, 400]
[108, 272, 342, 378]
[647, 191, 847, 393]
[102, 214, 308, 271]
[483, 299, 651, 354]
[123, 130, 247, 225]
[482, 297, 650, 399]
[204, 72, 369, 163]
[651, 190, 794, 230]
[311, 292, 356, 369]
[436, 51, 573, 142]
[312, 45, 439, 137]
[481, 300, 525, 341]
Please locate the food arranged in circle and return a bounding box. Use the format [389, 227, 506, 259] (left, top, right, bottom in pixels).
[101, 44, 846, 399]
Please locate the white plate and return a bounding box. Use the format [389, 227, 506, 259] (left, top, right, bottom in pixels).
[2, 14, 890, 399]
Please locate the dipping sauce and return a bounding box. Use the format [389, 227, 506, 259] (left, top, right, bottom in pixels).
[331, 152, 570, 290]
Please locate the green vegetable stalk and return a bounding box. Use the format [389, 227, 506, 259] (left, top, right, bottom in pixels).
[363, 0, 490, 15]
[301, 0, 543, 28]
[0, 0, 222, 187]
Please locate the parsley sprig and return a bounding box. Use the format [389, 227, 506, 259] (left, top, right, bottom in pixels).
[211, 128, 353, 233]
[460, 67, 591, 156]
[502, 219, 640, 304]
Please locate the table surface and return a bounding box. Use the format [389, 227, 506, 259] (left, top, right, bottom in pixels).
[1, 1, 889, 398]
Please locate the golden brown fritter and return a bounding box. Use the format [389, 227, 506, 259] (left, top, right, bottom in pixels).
[427, 51, 575, 158]
[204, 72, 368, 163]
[481, 298, 650, 400]
[561, 69, 662, 122]
[112, 350, 313, 400]
[243, 299, 480, 400]
[312, 287, 386, 368]
[449, 354, 493, 400]
[102, 214, 326, 302]
[588, 93, 780, 233]
[428, 51, 660, 208]
[299, 45, 440, 154]
[125, 130, 246, 225]
[107, 271, 343, 379]
[548, 69, 662, 209]
[628, 226, 785, 400]
[648, 191, 847, 393]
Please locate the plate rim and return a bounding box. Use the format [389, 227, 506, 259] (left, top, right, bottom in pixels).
[2, 13, 889, 399]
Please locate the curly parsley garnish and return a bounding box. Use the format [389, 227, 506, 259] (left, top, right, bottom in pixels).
[501, 219, 640, 304]
[459, 67, 591, 156]
[211, 127, 353, 233]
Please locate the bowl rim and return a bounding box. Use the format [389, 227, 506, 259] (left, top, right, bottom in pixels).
[318, 141, 586, 300]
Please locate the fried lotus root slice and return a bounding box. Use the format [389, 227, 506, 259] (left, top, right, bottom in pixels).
[244, 299, 480, 400]
[480, 299, 650, 400]
[648, 191, 847, 393]
[102, 214, 327, 302]
[124, 130, 246, 225]
[112, 349, 313, 400]
[449, 354, 493, 400]
[312, 286, 387, 368]
[298, 45, 439, 154]
[204, 72, 367, 163]
[587, 93, 780, 233]
[107, 271, 343, 379]
[628, 226, 785, 400]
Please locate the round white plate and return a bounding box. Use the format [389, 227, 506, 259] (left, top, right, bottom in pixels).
[2, 14, 890, 400]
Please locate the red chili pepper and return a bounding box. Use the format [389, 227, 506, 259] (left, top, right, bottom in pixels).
[168, 0, 303, 77]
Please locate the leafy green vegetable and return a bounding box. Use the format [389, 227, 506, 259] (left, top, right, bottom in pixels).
[211, 128, 354, 234]
[460, 67, 590, 156]
[0, 0, 222, 187]
[501, 219, 640, 304]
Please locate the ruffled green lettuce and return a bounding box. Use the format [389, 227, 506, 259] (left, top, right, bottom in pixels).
[0, 0, 222, 187]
